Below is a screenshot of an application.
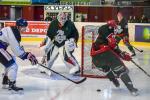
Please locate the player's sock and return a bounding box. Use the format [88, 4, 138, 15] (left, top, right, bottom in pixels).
[107, 71, 120, 87]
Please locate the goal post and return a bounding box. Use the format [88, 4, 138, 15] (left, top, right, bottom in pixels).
[81, 25, 107, 78]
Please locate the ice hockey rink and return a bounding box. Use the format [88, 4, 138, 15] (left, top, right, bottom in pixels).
[0, 42, 150, 100]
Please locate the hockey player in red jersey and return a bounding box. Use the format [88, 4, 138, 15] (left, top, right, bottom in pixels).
[91, 20, 138, 96]
[0, 18, 38, 92]
[116, 12, 136, 56]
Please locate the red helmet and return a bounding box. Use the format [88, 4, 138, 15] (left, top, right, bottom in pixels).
[107, 20, 117, 28]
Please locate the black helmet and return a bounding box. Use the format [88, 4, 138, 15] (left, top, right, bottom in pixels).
[16, 18, 28, 27]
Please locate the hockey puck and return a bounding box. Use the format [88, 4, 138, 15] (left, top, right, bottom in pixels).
[97, 89, 101, 92]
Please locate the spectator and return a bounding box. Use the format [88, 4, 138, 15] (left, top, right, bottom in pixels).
[140, 14, 148, 23]
[45, 13, 53, 21]
[128, 16, 133, 23]
[132, 16, 139, 23]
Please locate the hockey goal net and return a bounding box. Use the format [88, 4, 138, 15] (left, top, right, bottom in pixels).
[81, 25, 106, 78]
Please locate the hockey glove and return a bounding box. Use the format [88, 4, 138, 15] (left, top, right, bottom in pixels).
[119, 51, 132, 61]
[65, 38, 76, 52]
[27, 52, 38, 65]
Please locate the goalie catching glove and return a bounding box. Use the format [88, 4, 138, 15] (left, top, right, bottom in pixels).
[65, 38, 76, 52]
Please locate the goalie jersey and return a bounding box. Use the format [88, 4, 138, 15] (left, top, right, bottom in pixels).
[47, 19, 79, 47]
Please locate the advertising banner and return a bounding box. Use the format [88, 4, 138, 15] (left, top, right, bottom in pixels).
[5, 21, 49, 35]
[135, 25, 150, 42]
[5, 21, 50, 41]
[1, 0, 31, 5]
[32, 0, 49, 3]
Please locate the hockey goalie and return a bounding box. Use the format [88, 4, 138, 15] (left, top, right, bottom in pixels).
[90, 20, 139, 96]
[39, 12, 80, 76]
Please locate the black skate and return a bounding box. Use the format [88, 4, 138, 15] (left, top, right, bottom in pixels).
[9, 81, 23, 93]
[130, 88, 139, 96]
[112, 78, 120, 88]
[2, 75, 9, 89]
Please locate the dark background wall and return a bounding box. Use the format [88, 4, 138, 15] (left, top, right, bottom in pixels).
[0, 5, 148, 22]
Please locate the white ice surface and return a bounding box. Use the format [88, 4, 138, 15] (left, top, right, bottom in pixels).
[0, 43, 150, 100]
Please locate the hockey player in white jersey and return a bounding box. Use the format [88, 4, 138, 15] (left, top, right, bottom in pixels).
[0, 18, 38, 92]
[39, 12, 80, 76]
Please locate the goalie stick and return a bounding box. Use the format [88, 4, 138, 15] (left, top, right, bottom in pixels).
[131, 59, 150, 77]
[38, 63, 87, 84]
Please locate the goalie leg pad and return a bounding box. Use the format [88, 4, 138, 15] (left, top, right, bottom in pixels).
[60, 47, 80, 75]
[39, 45, 59, 76]
[46, 45, 59, 68]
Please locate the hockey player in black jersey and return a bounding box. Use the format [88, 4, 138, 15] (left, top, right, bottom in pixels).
[91, 20, 138, 96]
[116, 12, 136, 56]
[0, 18, 38, 92]
[39, 12, 80, 76]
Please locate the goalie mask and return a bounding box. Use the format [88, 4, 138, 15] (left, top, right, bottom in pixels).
[57, 12, 67, 26]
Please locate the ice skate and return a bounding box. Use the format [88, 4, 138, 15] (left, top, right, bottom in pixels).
[2, 75, 9, 89]
[9, 81, 23, 93]
[130, 88, 139, 96]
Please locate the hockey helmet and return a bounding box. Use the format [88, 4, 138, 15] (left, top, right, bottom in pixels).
[16, 18, 28, 27]
[107, 20, 117, 28]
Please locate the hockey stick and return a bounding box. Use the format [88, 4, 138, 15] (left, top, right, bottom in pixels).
[131, 59, 150, 77]
[38, 63, 87, 84]
[132, 46, 143, 53]
[115, 35, 143, 53]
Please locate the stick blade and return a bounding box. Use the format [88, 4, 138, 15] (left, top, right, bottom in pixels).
[74, 77, 87, 84]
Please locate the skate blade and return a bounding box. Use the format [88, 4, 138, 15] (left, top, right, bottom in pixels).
[131, 91, 139, 96]
[2, 85, 9, 89]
